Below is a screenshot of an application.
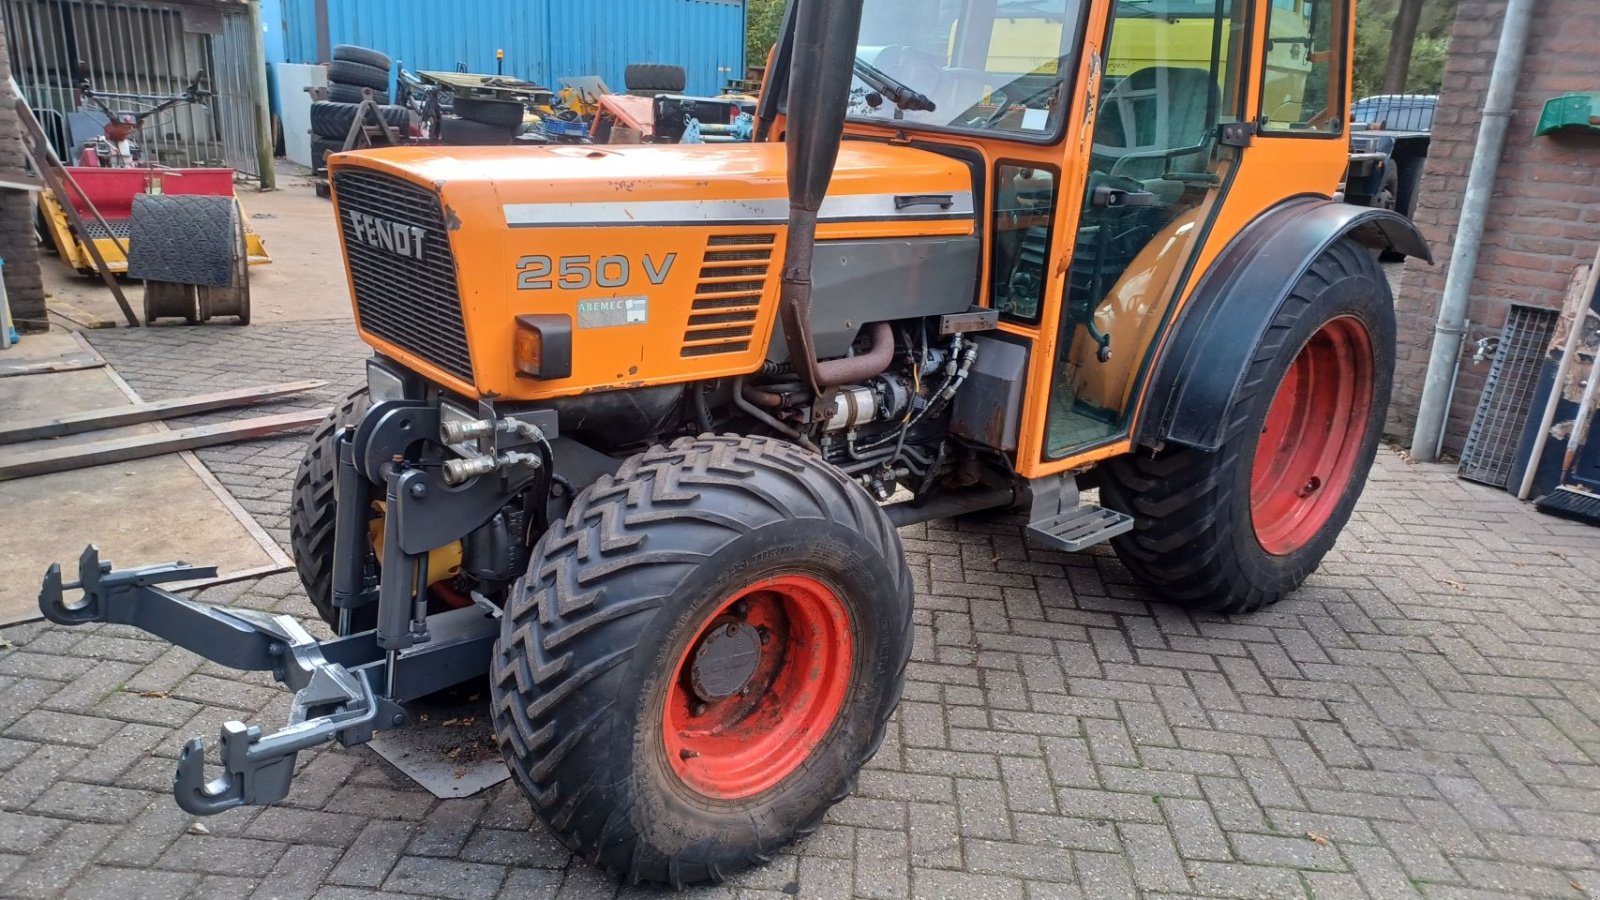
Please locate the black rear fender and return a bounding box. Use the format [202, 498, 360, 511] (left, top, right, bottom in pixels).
[1135, 198, 1430, 453]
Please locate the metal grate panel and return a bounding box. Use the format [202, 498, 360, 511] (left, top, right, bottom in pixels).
[1458, 305, 1560, 487]
[680, 234, 774, 359]
[332, 169, 473, 383]
[1, 0, 263, 180]
[81, 219, 132, 240]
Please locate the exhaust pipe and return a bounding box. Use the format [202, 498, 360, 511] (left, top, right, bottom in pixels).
[779, 0, 866, 394]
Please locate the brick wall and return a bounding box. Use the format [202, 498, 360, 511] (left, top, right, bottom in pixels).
[1389, 0, 1600, 453]
[0, 12, 45, 334]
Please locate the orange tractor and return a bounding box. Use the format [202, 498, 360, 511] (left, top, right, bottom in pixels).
[43, 0, 1427, 886]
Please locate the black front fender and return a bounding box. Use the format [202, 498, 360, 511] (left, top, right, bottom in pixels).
[1136, 197, 1429, 453]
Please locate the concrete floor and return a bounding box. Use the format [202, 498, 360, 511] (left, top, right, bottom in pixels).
[0, 333, 282, 624]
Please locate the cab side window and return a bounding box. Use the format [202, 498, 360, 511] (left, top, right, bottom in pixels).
[1260, 0, 1347, 133]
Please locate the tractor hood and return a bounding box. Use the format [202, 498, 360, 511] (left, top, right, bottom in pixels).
[333, 141, 975, 223]
[326, 142, 977, 401]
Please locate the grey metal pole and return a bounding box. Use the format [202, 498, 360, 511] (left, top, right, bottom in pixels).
[1410, 0, 1535, 462]
[246, 0, 276, 190]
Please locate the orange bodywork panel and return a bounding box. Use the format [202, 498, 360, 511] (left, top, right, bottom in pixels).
[328, 143, 973, 402]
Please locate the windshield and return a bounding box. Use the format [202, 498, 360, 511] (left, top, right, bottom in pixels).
[848, 0, 1086, 138]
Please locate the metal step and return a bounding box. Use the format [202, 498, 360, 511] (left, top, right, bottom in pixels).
[1025, 505, 1134, 552]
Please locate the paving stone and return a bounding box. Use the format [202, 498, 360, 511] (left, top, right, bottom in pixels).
[0, 325, 1581, 899]
[28, 780, 154, 824]
[62, 865, 199, 900]
[327, 820, 414, 888]
[911, 867, 1026, 900]
[383, 856, 506, 900]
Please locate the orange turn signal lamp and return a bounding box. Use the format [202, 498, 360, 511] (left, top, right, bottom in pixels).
[513, 314, 573, 380]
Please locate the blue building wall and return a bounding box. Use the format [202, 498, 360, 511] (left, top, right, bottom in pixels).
[279, 0, 745, 97]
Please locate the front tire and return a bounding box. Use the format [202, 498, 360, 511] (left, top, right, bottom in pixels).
[491, 436, 913, 887]
[289, 387, 371, 630]
[1101, 238, 1395, 614]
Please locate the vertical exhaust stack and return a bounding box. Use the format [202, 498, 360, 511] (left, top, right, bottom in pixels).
[779, 0, 866, 393]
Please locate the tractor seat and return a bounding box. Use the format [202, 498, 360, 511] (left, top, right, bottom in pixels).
[1091, 66, 1220, 201]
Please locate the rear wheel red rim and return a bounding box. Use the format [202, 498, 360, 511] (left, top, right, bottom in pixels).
[1250, 316, 1375, 556]
[662, 574, 854, 800]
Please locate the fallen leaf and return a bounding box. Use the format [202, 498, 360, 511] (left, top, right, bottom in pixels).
[440, 718, 461, 728]
[138, 691, 170, 700]
[1571, 881, 1583, 891]
[453, 767, 467, 779]
[1440, 579, 1466, 592]
[188, 822, 210, 835]
[1307, 831, 1330, 846]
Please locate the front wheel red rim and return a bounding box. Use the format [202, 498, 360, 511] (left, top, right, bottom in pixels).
[1250, 316, 1375, 556]
[662, 575, 854, 800]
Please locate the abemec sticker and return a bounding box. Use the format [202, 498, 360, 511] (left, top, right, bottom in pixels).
[577, 296, 649, 329]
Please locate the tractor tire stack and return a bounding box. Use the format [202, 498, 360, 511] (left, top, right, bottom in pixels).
[439, 95, 526, 146]
[312, 44, 410, 171]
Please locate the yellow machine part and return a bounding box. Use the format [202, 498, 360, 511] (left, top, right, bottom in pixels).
[37, 189, 272, 276]
[370, 502, 464, 587]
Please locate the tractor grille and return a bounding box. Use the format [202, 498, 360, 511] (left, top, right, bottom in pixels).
[1458, 305, 1559, 487]
[332, 169, 473, 382]
[681, 233, 776, 358]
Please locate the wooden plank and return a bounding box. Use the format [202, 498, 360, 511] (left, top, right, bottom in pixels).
[12, 91, 140, 327]
[0, 380, 326, 445]
[0, 411, 326, 482]
[101, 366, 295, 572]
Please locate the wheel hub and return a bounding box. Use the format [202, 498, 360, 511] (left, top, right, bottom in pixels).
[1249, 315, 1375, 556]
[662, 574, 855, 800]
[689, 620, 762, 701]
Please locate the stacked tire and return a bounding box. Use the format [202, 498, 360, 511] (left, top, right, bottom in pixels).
[438, 95, 526, 146]
[312, 44, 409, 171]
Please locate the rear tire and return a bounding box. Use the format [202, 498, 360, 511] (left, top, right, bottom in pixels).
[452, 96, 525, 128]
[326, 83, 389, 105]
[310, 100, 410, 139]
[491, 436, 913, 887]
[328, 59, 390, 91]
[1100, 238, 1394, 614]
[624, 63, 687, 95]
[311, 137, 345, 170]
[290, 387, 372, 631]
[439, 116, 514, 146]
[332, 44, 392, 71]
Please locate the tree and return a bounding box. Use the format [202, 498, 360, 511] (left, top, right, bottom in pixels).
[1381, 0, 1425, 93]
[1354, 0, 1457, 98]
[746, 0, 787, 71]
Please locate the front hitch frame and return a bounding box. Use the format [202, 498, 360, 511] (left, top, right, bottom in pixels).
[40, 546, 415, 816]
[35, 399, 539, 816]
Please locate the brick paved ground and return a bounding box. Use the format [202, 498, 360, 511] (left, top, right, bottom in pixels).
[0, 322, 1595, 899]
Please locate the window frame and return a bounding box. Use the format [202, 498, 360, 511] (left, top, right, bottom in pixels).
[1256, 0, 1349, 138]
[991, 160, 1062, 327]
[837, 0, 1094, 146]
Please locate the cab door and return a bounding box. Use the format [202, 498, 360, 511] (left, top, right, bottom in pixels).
[1040, 0, 1255, 459]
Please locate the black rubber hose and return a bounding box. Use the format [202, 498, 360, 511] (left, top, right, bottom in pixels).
[690, 382, 715, 433]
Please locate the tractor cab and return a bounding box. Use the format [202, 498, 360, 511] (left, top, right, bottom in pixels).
[759, 0, 1358, 474]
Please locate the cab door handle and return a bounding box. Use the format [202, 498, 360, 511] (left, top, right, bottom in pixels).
[894, 193, 955, 211]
